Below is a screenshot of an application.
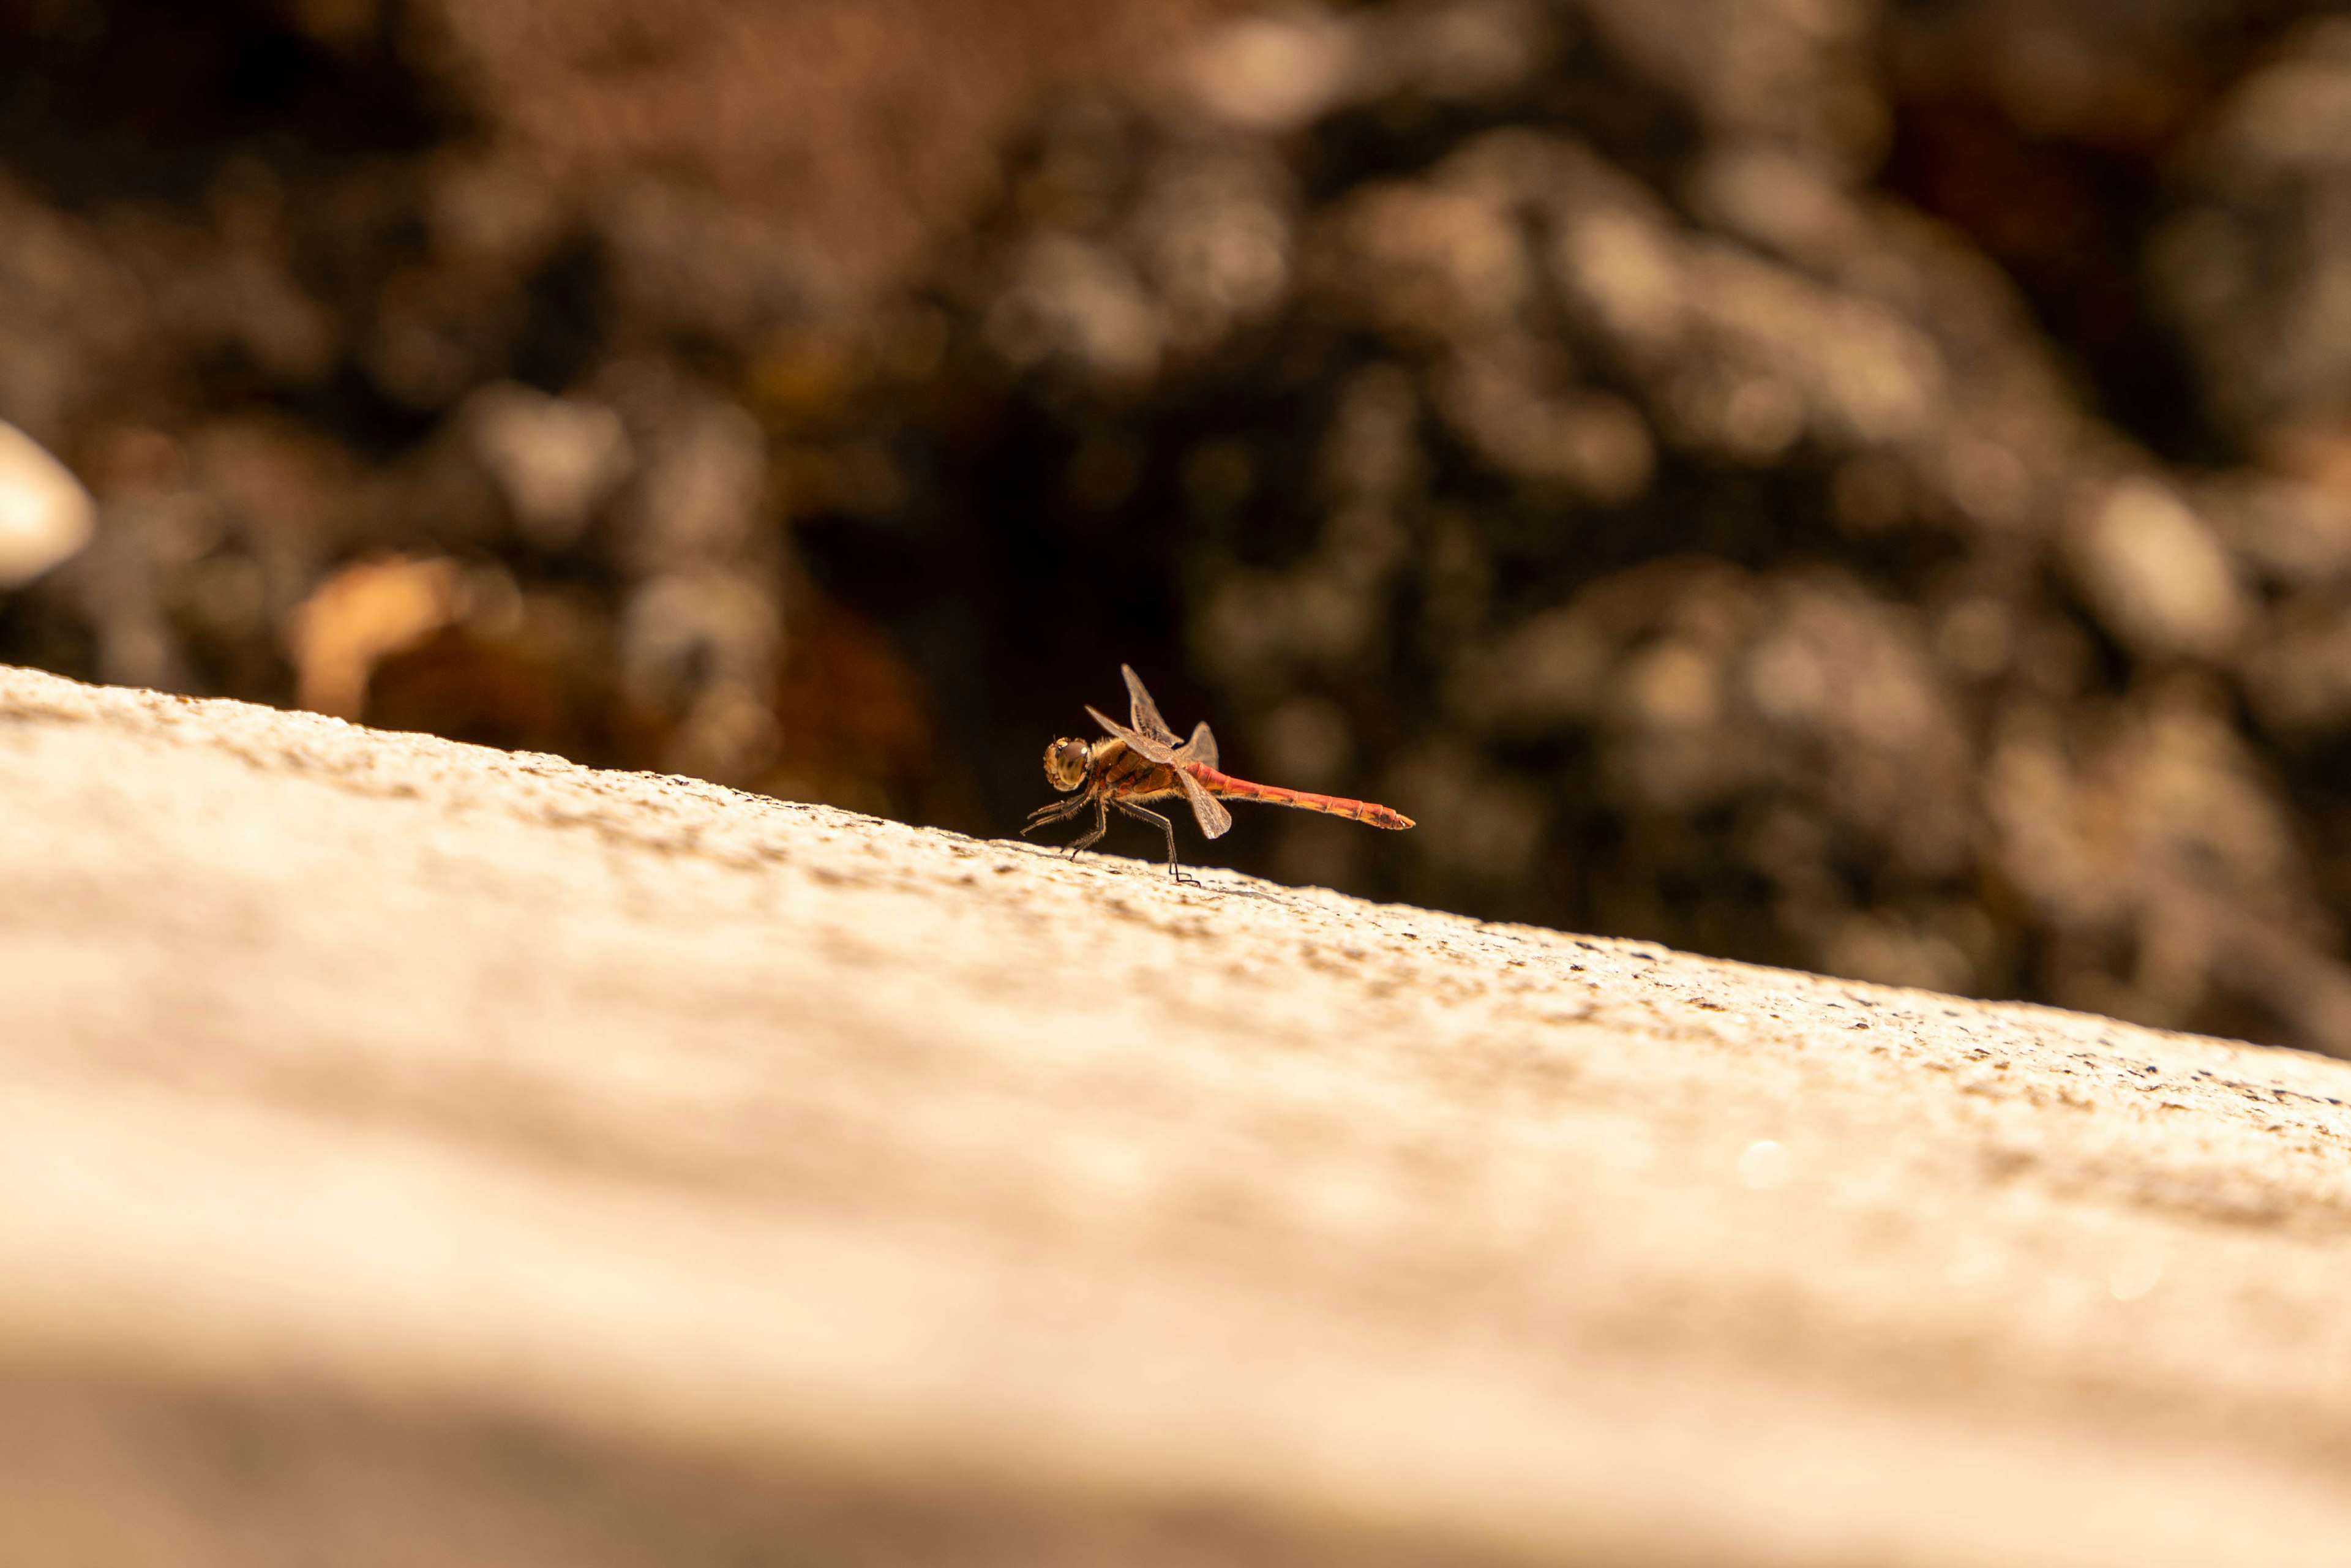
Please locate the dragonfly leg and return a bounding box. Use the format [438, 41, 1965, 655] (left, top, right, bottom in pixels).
[1111, 798, 1191, 883]
[1022, 796, 1087, 834]
[1065, 797, 1110, 857]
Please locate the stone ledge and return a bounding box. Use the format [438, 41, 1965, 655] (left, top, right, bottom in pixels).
[4, 662, 2349, 1567]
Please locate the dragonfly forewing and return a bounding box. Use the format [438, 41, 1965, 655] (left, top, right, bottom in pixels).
[1087, 703, 1179, 764]
[1183, 720, 1218, 771]
[1122, 664, 1182, 746]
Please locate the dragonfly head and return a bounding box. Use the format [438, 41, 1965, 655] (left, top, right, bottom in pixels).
[1043, 737, 1092, 792]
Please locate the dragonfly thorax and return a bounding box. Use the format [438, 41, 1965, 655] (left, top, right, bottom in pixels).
[1043, 737, 1093, 792]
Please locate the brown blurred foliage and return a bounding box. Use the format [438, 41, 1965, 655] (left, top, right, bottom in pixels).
[12, 0, 2351, 1053]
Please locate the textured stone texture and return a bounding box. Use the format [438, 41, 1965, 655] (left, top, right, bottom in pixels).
[4, 661, 2351, 1566]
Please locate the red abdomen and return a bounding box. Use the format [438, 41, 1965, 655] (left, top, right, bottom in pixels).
[1188, 766, 1415, 830]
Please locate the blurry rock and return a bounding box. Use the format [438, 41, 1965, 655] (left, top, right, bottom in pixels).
[620, 570, 781, 716]
[1831, 452, 1911, 533]
[2260, 422, 2351, 506]
[1313, 173, 1531, 343]
[1384, 745, 1547, 881]
[288, 557, 463, 719]
[1173, 11, 1360, 132]
[600, 177, 835, 344]
[1935, 596, 2015, 680]
[985, 234, 1164, 383]
[366, 263, 511, 410]
[2199, 472, 2351, 588]
[423, 147, 569, 274]
[1554, 197, 1686, 351]
[625, 396, 768, 566]
[1322, 362, 1422, 512]
[361, 621, 567, 752]
[2149, 18, 2351, 441]
[762, 599, 934, 817]
[1940, 436, 2036, 530]
[1436, 347, 1654, 501]
[1574, 563, 1762, 814]
[1545, 146, 1945, 453]
[1895, 1, 2197, 150]
[182, 421, 365, 630]
[422, 0, 1215, 317]
[0, 422, 95, 588]
[1821, 911, 1976, 994]
[1689, 146, 1874, 273]
[2243, 596, 2351, 733]
[1677, 244, 1946, 451]
[1583, 0, 1889, 170]
[1196, 561, 1382, 681]
[1987, 675, 2327, 1038]
[1132, 148, 1295, 355]
[365, 582, 640, 762]
[0, 181, 143, 443]
[118, 165, 339, 389]
[1359, 0, 1548, 104]
[1453, 602, 1613, 733]
[63, 471, 213, 696]
[659, 680, 781, 784]
[1256, 693, 1354, 789]
[1742, 576, 1973, 877]
[462, 383, 633, 551]
[2069, 476, 2247, 661]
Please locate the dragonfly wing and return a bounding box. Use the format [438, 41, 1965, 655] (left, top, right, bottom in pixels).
[1180, 720, 1219, 771]
[1087, 703, 1179, 764]
[1122, 664, 1182, 746]
[1179, 767, 1234, 839]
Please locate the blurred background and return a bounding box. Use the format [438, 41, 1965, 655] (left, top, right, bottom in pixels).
[8, 0, 2351, 1053]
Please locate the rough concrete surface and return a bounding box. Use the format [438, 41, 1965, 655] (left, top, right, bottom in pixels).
[4, 662, 2351, 1566]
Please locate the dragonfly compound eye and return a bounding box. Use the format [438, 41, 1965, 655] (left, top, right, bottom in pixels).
[1044, 738, 1090, 791]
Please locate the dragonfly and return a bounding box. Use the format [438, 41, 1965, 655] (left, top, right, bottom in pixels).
[1025, 665, 1415, 879]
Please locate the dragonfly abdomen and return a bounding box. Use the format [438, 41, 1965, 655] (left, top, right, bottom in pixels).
[1188, 766, 1415, 830]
